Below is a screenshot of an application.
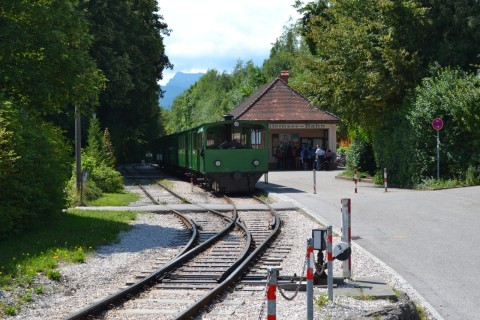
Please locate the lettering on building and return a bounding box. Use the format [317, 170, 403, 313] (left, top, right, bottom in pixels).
[269, 123, 326, 129]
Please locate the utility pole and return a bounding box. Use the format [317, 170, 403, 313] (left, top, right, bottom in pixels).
[75, 105, 82, 193]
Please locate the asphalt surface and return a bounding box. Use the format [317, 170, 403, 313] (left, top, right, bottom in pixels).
[256, 169, 480, 320]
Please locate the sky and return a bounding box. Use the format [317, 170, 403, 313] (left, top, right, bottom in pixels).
[157, 0, 300, 85]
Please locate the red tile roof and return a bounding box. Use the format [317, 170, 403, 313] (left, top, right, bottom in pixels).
[230, 77, 340, 123]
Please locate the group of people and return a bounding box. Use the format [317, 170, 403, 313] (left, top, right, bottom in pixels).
[275, 144, 332, 170]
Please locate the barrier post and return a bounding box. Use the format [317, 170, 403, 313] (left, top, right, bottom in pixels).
[341, 199, 352, 278]
[313, 169, 316, 194]
[354, 168, 358, 193]
[190, 176, 193, 192]
[307, 238, 314, 320]
[326, 226, 333, 301]
[384, 168, 388, 192]
[266, 267, 278, 320]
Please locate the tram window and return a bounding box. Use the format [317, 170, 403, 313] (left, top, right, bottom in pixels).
[206, 132, 215, 148]
[196, 133, 202, 149]
[251, 130, 262, 147]
[206, 127, 226, 148]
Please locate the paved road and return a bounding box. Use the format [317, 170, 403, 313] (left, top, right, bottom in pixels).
[257, 170, 480, 320]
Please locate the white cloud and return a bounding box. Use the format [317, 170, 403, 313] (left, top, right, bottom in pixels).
[158, 0, 299, 84]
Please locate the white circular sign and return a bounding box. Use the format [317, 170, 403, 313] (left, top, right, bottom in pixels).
[333, 242, 351, 261]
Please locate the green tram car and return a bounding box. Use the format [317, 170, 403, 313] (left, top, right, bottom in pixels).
[152, 116, 269, 194]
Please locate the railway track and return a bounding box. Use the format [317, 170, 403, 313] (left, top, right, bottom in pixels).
[64, 167, 283, 319]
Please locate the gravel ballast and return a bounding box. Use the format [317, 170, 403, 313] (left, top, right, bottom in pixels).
[8, 179, 435, 319]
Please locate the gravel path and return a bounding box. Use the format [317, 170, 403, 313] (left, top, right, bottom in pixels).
[7, 178, 434, 319]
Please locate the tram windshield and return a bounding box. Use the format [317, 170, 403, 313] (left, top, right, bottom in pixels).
[205, 123, 266, 149]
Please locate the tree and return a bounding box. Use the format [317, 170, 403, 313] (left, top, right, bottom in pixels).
[166, 70, 233, 133]
[86, 117, 103, 161]
[163, 60, 272, 135]
[0, 1, 104, 237]
[103, 128, 116, 168]
[420, 0, 480, 72]
[230, 60, 267, 104]
[83, 0, 172, 163]
[262, 21, 301, 80]
[0, 0, 105, 116]
[295, 0, 427, 130]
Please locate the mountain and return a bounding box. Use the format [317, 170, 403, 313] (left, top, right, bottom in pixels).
[159, 72, 204, 109]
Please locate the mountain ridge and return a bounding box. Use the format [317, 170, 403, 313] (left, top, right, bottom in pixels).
[159, 72, 204, 109]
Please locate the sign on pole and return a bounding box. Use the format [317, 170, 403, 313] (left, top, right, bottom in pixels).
[432, 118, 443, 179]
[432, 118, 444, 131]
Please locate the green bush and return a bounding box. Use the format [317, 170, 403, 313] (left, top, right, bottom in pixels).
[0, 99, 70, 239]
[407, 67, 480, 184]
[337, 145, 349, 155]
[465, 165, 480, 186]
[346, 134, 376, 176]
[90, 165, 124, 193]
[370, 110, 420, 188]
[66, 173, 103, 206]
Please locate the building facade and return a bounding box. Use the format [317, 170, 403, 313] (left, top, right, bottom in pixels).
[230, 71, 340, 169]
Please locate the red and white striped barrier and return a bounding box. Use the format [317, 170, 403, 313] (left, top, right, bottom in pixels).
[384, 167, 388, 192]
[327, 226, 333, 300]
[341, 198, 352, 278]
[307, 239, 314, 319]
[354, 168, 358, 193]
[266, 268, 278, 320]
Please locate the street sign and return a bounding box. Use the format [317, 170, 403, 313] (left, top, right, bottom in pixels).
[432, 118, 443, 179]
[432, 118, 444, 131]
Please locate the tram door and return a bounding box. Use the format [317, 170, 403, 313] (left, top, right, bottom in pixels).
[193, 130, 203, 172]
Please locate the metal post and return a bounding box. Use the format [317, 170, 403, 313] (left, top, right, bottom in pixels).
[267, 267, 278, 320]
[384, 167, 388, 192]
[341, 199, 351, 278]
[307, 238, 314, 320]
[75, 105, 82, 194]
[326, 226, 333, 301]
[313, 169, 316, 194]
[354, 168, 358, 193]
[437, 130, 440, 180]
[190, 176, 193, 192]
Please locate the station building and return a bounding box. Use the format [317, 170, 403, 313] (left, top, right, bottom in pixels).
[230, 71, 340, 169]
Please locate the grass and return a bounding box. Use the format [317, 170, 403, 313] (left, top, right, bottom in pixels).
[415, 177, 464, 190]
[0, 208, 137, 316]
[314, 293, 331, 308]
[338, 168, 372, 180]
[157, 178, 174, 190]
[86, 191, 140, 206]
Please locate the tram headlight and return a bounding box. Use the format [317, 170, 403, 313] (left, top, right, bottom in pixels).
[252, 159, 260, 167]
[214, 160, 221, 167]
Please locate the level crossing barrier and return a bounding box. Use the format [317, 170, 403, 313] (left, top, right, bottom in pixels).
[341, 198, 352, 278]
[384, 167, 388, 192]
[354, 168, 358, 193]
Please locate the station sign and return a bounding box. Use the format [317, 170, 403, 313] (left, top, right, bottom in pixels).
[269, 123, 326, 129]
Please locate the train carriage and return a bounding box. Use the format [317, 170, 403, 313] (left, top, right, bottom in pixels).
[153, 115, 269, 194]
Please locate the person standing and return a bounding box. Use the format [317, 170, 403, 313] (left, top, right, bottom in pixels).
[275, 146, 282, 169]
[315, 145, 325, 170]
[301, 145, 309, 170]
[324, 149, 332, 170]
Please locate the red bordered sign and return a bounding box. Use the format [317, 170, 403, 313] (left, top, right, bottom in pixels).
[432, 118, 443, 131]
